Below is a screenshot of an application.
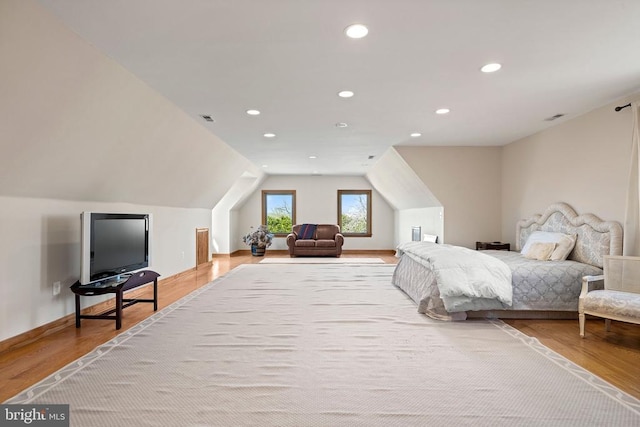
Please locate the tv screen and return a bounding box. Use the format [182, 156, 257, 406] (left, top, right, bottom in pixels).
[80, 212, 152, 285]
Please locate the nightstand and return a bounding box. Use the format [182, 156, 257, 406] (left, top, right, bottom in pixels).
[476, 241, 510, 251]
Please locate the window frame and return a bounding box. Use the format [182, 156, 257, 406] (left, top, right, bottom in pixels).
[337, 189, 372, 237]
[262, 190, 297, 237]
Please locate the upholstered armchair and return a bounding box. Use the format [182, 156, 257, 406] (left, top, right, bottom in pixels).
[579, 255, 640, 337]
[286, 224, 344, 257]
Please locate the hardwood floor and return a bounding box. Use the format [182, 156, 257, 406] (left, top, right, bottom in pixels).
[1, 252, 639, 402]
[503, 318, 640, 399]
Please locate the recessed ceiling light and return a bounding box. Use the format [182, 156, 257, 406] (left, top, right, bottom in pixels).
[309, 155, 317, 159]
[344, 24, 368, 39]
[435, 108, 450, 115]
[335, 122, 349, 128]
[338, 90, 354, 98]
[246, 109, 260, 116]
[410, 132, 422, 137]
[263, 133, 276, 138]
[480, 63, 502, 73]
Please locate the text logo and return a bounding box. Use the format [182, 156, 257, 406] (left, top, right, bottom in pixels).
[0, 405, 69, 427]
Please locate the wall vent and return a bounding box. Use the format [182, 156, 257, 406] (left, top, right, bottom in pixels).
[544, 113, 565, 121]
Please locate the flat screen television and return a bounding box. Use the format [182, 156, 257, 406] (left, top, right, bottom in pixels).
[80, 212, 152, 285]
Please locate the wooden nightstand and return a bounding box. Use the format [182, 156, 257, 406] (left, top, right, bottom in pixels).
[476, 241, 510, 251]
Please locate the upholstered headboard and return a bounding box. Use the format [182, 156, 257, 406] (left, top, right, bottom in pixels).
[516, 202, 623, 268]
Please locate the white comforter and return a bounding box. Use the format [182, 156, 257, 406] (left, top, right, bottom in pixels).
[396, 242, 513, 312]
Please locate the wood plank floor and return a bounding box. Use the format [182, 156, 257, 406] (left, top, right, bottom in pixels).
[1, 252, 639, 402]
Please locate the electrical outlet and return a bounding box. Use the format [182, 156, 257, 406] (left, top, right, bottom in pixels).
[181, 251, 185, 259]
[53, 281, 61, 296]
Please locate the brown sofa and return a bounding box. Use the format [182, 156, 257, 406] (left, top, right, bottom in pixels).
[286, 224, 344, 257]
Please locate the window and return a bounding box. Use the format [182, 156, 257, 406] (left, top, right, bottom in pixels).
[262, 190, 296, 236]
[338, 190, 372, 237]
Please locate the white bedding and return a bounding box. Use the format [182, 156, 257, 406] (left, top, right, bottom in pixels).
[395, 242, 512, 313]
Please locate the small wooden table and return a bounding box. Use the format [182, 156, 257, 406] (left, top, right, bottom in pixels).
[476, 241, 511, 251]
[70, 270, 160, 330]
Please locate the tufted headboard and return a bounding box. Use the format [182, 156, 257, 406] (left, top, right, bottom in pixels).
[516, 202, 623, 268]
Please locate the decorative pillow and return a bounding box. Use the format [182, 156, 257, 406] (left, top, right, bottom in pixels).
[549, 233, 577, 261]
[298, 224, 317, 240]
[423, 234, 438, 243]
[523, 242, 556, 261]
[522, 231, 577, 260]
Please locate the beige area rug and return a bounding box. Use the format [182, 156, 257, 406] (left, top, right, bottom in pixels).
[259, 257, 385, 264]
[7, 264, 640, 426]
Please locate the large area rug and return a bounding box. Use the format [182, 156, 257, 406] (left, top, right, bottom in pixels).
[6, 264, 640, 426]
[259, 257, 384, 264]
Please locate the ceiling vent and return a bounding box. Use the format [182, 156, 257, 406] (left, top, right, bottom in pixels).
[544, 114, 565, 121]
[368, 155, 375, 160]
[200, 115, 215, 122]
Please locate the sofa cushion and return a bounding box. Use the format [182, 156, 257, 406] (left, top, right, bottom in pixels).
[316, 225, 338, 240]
[316, 239, 337, 248]
[294, 239, 316, 247]
[582, 290, 640, 320]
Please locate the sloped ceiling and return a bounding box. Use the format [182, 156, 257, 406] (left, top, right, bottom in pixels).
[367, 148, 440, 210]
[31, 0, 640, 176]
[0, 1, 262, 209]
[5, 1, 640, 212]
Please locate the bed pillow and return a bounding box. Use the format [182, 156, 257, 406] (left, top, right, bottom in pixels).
[298, 224, 317, 240]
[523, 242, 556, 261]
[549, 233, 577, 261]
[423, 234, 438, 243]
[522, 231, 577, 261]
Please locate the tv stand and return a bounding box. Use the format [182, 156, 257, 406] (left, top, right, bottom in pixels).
[70, 270, 160, 330]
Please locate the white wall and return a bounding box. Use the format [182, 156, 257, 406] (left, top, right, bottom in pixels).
[211, 174, 265, 254]
[395, 146, 503, 249]
[0, 196, 211, 342]
[501, 94, 639, 245]
[234, 175, 395, 252]
[0, 0, 256, 342]
[396, 207, 444, 247]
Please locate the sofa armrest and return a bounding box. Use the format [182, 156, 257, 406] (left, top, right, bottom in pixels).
[335, 233, 344, 246]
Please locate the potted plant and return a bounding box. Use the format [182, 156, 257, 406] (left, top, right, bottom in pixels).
[242, 225, 274, 256]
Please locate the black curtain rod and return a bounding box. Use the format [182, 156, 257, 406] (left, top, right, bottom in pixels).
[615, 103, 631, 112]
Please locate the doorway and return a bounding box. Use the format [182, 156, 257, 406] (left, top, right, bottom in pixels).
[196, 228, 209, 268]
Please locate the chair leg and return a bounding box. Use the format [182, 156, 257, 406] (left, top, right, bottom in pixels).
[605, 318, 611, 332]
[579, 313, 586, 338]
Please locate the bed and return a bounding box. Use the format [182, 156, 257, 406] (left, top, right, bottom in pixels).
[392, 202, 623, 320]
